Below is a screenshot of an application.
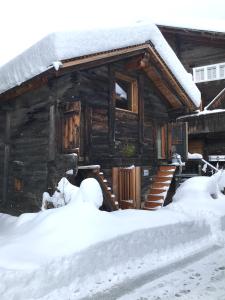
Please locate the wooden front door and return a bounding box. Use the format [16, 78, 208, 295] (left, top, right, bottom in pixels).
[112, 166, 141, 209]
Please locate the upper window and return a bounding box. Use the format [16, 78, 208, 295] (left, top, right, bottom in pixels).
[115, 73, 138, 113]
[193, 62, 225, 83]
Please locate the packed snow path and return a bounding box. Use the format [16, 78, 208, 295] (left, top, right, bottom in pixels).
[83, 245, 225, 300]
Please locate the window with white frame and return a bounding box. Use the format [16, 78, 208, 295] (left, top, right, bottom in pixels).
[193, 62, 225, 83]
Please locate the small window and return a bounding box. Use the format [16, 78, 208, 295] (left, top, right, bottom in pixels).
[115, 73, 138, 113]
[207, 66, 217, 80]
[193, 62, 225, 83]
[195, 68, 205, 82]
[157, 125, 167, 159]
[219, 65, 225, 79]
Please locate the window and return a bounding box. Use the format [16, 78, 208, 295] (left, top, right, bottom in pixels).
[193, 62, 225, 83]
[157, 125, 167, 159]
[207, 66, 217, 80]
[62, 101, 81, 153]
[157, 122, 188, 160]
[195, 68, 204, 82]
[115, 73, 138, 113]
[219, 64, 225, 79]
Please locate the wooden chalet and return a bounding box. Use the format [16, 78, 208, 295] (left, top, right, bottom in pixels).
[158, 24, 225, 108]
[159, 24, 225, 162]
[0, 24, 200, 215]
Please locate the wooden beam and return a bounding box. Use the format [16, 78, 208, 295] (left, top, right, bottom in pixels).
[144, 65, 182, 109]
[108, 65, 116, 150]
[146, 46, 197, 110]
[61, 44, 149, 69]
[2, 111, 11, 204]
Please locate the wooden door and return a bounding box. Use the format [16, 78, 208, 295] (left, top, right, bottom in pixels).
[112, 166, 141, 209]
[62, 101, 81, 154]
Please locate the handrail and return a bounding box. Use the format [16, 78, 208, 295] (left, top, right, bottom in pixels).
[201, 158, 219, 172]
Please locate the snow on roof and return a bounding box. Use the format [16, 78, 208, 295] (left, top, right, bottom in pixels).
[0, 21, 201, 108]
[178, 108, 225, 119]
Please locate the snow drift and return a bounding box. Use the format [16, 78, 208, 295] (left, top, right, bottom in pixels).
[0, 173, 225, 299]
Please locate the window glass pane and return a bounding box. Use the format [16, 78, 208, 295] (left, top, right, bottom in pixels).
[115, 80, 130, 110]
[207, 66, 217, 80]
[195, 69, 204, 82]
[219, 65, 225, 78]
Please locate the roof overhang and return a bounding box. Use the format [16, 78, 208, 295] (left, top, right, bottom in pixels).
[0, 43, 199, 110]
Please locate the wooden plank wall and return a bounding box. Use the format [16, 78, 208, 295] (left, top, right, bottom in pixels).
[0, 54, 177, 213]
[161, 31, 225, 107]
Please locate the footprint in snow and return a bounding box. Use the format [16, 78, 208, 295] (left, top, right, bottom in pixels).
[179, 289, 191, 295]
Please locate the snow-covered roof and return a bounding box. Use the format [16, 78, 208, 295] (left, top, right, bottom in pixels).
[0, 21, 201, 108]
[178, 108, 225, 120]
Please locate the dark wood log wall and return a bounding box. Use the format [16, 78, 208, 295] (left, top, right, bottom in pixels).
[186, 111, 225, 157]
[161, 30, 225, 107]
[0, 54, 178, 214]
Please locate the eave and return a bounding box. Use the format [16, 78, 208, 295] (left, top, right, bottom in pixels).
[0, 43, 198, 110]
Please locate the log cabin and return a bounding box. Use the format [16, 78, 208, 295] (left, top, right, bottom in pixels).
[158, 24, 225, 162]
[0, 22, 201, 215]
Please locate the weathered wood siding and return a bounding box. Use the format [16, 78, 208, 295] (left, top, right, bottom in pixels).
[187, 112, 225, 135]
[0, 87, 51, 213]
[0, 54, 182, 214]
[161, 30, 225, 106]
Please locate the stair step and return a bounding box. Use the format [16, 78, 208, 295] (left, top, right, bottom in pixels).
[151, 182, 170, 189]
[148, 188, 167, 195]
[154, 176, 172, 183]
[120, 200, 134, 209]
[156, 171, 174, 177]
[147, 195, 164, 201]
[159, 165, 176, 171]
[144, 201, 163, 209]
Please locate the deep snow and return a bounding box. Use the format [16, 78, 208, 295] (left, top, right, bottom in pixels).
[0, 172, 225, 299]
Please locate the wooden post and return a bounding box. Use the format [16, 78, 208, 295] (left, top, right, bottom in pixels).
[49, 104, 56, 161]
[2, 111, 11, 204]
[108, 65, 115, 151]
[138, 75, 144, 154]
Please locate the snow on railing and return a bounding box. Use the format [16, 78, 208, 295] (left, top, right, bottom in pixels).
[201, 158, 219, 173]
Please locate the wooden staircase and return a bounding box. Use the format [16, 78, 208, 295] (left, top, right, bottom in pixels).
[143, 165, 176, 211]
[78, 165, 119, 211]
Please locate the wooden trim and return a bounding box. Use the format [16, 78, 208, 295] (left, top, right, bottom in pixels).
[108, 65, 116, 149]
[114, 72, 139, 113]
[145, 47, 198, 110]
[49, 104, 56, 160]
[144, 66, 182, 109]
[2, 111, 11, 204]
[138, 75, 144, 153]
[62, 44, 150, 69]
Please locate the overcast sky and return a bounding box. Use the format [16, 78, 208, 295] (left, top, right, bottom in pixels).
[0, 0, 225, 66]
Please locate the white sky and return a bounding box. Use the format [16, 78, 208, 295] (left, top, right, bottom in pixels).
[0, 0, 225, 67]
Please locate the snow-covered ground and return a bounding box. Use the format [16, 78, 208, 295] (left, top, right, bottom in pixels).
[0, 172, 225, 300]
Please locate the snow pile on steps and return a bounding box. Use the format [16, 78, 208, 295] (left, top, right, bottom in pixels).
[0, 21, 201, 108]
[0, 173, 225, 299]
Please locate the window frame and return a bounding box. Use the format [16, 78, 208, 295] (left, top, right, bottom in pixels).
[193, 62, 225, 83]
[114, 72, 138, 113]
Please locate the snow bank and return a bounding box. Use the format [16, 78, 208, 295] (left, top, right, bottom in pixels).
[0, 21, 201, 108]
[0, 174, 225, 299]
